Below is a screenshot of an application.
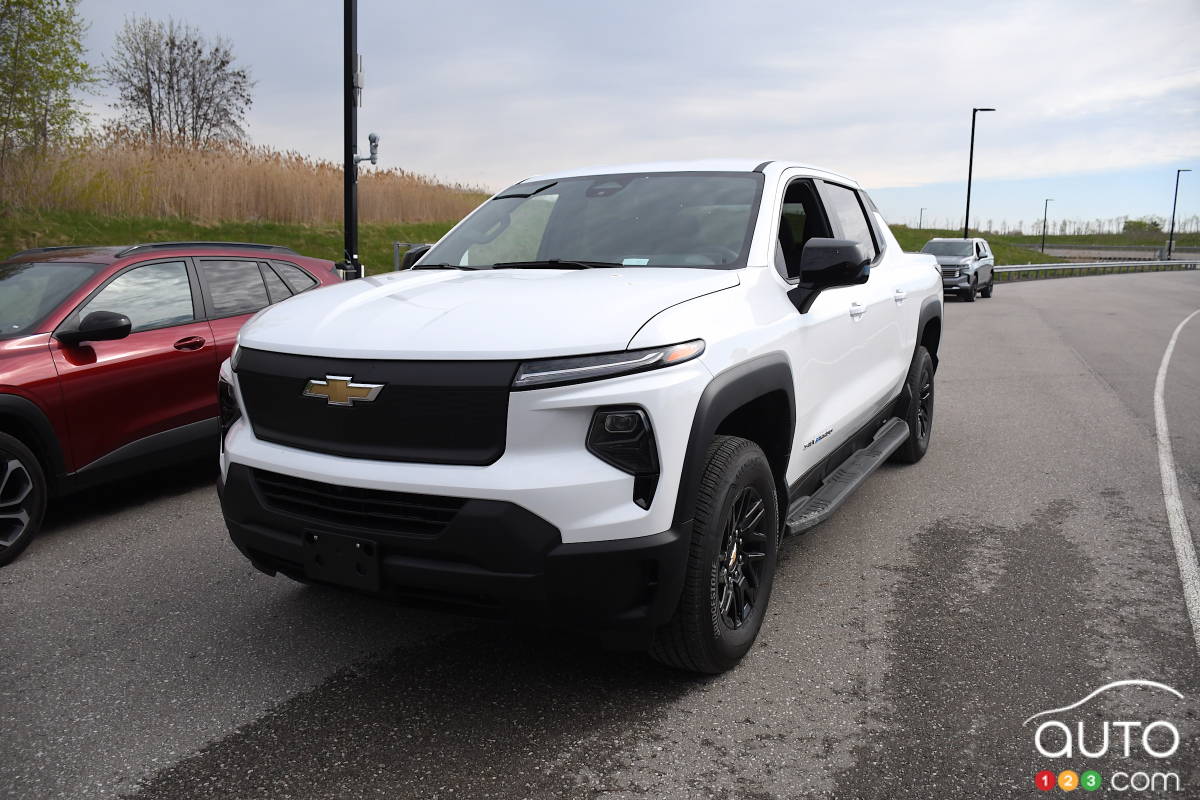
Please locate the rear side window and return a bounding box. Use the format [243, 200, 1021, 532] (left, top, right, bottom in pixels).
[271, 261, 318, 293]
[260, 263, 292, 303]
[822, 182, 878, 261]
[198, 260, 270, 317]
[78, 261, 195, 333]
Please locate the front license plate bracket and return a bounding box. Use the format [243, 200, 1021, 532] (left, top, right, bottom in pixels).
[302, 530, 380, 592]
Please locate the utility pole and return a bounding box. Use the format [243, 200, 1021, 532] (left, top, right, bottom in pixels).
[1168, 169, 1191, 259]
[918, 207, 926, 230]
[1040, 198, 1053, 254]
[341, 0, 361, 279]
[963, 107, 995, 239]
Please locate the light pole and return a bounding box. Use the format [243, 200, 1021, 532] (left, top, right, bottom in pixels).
[1167, 169, 1191, 259]
[918, 207, 927, 230]
[964, 107, 995, 239]
[1040, 198, 1053, 253]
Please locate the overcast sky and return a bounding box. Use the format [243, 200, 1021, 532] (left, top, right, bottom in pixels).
[79, 0, 1198, 229]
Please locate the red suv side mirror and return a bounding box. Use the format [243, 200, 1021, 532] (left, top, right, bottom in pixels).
[57, 311, 132, 346]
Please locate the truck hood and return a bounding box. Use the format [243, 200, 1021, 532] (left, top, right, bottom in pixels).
[238, 267, 740, 359]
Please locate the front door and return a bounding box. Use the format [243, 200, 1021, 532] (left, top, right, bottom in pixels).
[51, 259, 217, 470]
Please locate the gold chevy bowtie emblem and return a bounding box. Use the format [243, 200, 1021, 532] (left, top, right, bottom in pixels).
[302, 375, 384, 406]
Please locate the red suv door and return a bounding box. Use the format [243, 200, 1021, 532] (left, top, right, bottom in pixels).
[194, 258, 285, 364]
[50, 258, 218, 470]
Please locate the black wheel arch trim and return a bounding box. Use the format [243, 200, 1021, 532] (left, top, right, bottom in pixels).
[671, 353, 795, 530]
[917, 295, 942, 371]
[0, 394, 67, 485]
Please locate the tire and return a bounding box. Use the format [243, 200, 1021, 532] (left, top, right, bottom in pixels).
[890, 346, 935, 464]
[0, 432, 48, 567]
[980, 278, 993, 298]
[962, 277, 976, 302]
[651, 436, 780, 674]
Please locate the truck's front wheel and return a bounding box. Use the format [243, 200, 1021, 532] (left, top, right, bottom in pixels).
[651, 436, 779, 673]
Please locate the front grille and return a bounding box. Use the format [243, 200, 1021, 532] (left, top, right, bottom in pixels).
[234, 348, 518, 465]
[253, 469, 465, 536]
[941, 266, 960, 278]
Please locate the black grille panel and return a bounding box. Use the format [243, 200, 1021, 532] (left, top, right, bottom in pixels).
[253, 469, 465, 536]
[235, 348, 518, 465]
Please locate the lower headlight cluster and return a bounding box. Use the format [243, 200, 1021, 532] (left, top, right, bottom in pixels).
[218, 377, 241, 446]
[587, 406, 660, 509]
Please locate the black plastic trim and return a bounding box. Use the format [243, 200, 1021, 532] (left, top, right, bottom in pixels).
[221, 463, 689, 633]
[73, 417, 217, 478]
[752, 160, 773, 173]
[917, 294, 942, 371]
[671, 353, 795, 529]
[0, 394, 67, 482]
[115, 242, 299, 257]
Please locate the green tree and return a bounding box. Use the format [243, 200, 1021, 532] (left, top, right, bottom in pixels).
[1122, 218, 1162, 235]
[0, 0, 93, 167]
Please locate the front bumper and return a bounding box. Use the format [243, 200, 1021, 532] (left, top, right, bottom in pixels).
[942, 273, 972, 291]
[220, 463, 690, 635]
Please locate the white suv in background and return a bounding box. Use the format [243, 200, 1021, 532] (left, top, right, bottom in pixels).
[923, 237, 995, 301]
[217, 160, 943, 673]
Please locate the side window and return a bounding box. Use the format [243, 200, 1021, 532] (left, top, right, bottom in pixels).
[776, 179, 831, 280]
[78, 261, 194, 333]
[271, 261, 318, 293]
[198, 260, 270, 317]
[821, 182, 878, 261]
[260, 263, 292, 303]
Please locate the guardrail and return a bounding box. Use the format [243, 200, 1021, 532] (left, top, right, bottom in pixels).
[994, 260, 1199, 281]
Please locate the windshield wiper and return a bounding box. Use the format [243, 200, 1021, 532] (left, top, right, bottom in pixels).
[491, 259, 625, 270]
[413, 263, 482, 270]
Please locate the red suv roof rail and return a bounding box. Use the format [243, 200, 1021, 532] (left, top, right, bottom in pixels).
[114, 242, 300, 257]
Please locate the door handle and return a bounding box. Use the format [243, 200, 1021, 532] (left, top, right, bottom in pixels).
[173, 336, 205, 351]
[849, 302, 866, 320]
[893, 289, 907, 304]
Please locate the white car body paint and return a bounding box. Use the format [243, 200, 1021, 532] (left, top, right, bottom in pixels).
[222, 159, 941, 546]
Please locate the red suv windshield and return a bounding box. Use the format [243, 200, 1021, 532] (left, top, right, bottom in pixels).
[0, 261, 104, 339]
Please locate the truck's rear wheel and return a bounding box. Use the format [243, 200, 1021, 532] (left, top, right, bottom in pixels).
[890, 346, 934, 464]
[0, 432, 47, 567]
[651, 436, 779, 673]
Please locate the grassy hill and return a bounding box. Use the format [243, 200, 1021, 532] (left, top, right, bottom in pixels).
[13, 209, 1191, 272]
[1, 208, 456, 274]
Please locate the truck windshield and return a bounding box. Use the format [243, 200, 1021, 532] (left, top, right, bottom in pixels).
[0, 261, 104, 339]
[420, 172, 764, 269]
[921, 241, 974, 257]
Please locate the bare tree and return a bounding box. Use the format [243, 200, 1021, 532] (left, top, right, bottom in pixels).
[104, 16, 253, 146]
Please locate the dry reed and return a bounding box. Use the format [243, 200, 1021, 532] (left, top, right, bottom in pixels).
[0, 140, 487, 224]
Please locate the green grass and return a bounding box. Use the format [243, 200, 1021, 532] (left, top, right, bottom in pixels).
[14, 208, 1178, 272]
[997, 231, 1199, 247]
[0, 208, 458, 274]
[889, 226, 1067, 265]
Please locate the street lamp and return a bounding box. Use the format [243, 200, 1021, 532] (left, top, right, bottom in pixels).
[1167, 169, 1191, 259]
[963, 107, 995, 239]
[918, 207, 927, 230]
[1040, 198, 1054, 253]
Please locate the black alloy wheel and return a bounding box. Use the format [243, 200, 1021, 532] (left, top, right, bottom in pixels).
[716, 486, 769, 630]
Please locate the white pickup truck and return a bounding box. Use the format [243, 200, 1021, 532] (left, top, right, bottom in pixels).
[217, 159, 943, 673]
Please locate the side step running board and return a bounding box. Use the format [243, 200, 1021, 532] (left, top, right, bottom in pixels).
[784, 417, 910, 536]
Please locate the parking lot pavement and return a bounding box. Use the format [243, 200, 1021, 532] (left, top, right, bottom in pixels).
[2, 270, 1199, 799]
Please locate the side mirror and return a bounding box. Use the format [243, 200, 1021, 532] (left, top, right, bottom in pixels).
[798, 238, 871, 287]
[57, 310, 132, 346]
[400, 243, 432, 270]
[788, 238, 871, 314]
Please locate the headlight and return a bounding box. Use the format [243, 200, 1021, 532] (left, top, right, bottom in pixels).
[587, 407, 660, 509]
[218, 377, 242, 446]
[512, 340, 705, 390]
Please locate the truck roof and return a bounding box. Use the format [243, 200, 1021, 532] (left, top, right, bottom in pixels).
[521, 159, 857, 186]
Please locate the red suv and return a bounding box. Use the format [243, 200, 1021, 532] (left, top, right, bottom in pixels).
[0, 242, 340, 565]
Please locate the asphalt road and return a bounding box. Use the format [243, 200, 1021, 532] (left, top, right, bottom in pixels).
[3, 270, 1199, 799]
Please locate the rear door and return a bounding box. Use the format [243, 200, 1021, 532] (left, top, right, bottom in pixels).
[816, 180, 905, 424]
[50, 258, 217, 470]
[194, 259, 277, 365]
